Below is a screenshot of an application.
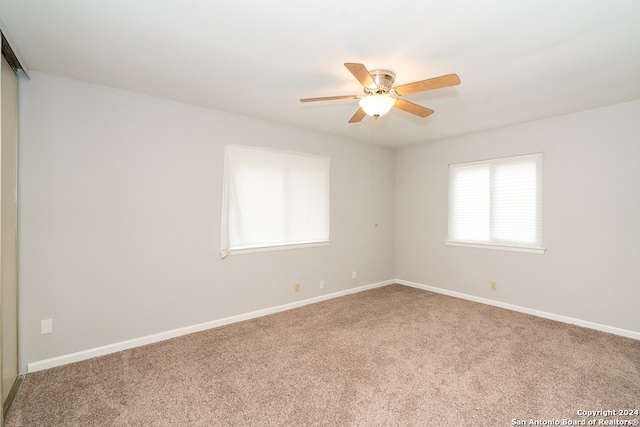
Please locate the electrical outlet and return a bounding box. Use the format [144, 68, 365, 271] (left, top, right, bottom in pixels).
[319, 280, 325, 289]
[41, 319, 53, 334]
[294, 283, 300, 293]
[352, 271, 357, 280]
[490, 281, 497, 291]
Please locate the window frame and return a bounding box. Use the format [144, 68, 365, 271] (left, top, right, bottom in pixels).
[220, 145, 331, 258]
[446, 153, 545, 254]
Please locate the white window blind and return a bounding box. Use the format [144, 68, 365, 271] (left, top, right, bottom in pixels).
[220, 145, 330, 258]
[448, 153, 544, 253]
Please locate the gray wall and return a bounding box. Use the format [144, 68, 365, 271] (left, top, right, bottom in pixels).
[396, 100, 640, 333]
[18, 71, 640, 372]
[18, 72, 396, 372]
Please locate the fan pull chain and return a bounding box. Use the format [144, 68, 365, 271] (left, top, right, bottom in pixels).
[372, 117, 379, 228]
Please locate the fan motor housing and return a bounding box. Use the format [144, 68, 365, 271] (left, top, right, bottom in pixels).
[368, 69, 395, 93]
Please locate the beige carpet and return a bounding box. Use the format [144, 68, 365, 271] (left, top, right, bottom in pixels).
[6, 284, 640, 426]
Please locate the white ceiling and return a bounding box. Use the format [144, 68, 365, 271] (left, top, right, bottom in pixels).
[1, 0, 639, 147]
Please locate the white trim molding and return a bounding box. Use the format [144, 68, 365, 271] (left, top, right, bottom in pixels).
[27, 277, 638, 373]
[27, 279, 394, 373]
[396, 279, 640, 341]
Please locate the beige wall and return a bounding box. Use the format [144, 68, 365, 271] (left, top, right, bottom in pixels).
[18, 72, 396, 372]
[395, 100, 640, 334]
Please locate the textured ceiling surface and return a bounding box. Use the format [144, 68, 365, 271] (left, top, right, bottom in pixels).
[1, 0, 639, 147]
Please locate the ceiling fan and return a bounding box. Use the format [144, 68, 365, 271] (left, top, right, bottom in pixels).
[300, 63, 460, 123]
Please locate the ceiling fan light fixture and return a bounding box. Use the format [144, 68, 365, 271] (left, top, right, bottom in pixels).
[300, 63, 460, 123]
[359, 94, 395, 117]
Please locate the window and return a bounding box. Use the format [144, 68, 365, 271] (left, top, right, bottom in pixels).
[220, 145, 330, 258]
[447, 153, 544, 253]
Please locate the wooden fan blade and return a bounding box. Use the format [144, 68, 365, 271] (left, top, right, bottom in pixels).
[300, 95, 360, 102]
[344, 63, 376, 88]
[393, 99, 435, 118]
[348, 107, 366, 123]
[394, 73, 460, 95]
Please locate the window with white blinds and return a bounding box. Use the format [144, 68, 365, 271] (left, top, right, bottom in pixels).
[447, 153, 544, 253]
[220, 145, 330, 258]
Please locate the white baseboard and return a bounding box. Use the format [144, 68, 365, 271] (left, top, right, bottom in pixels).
[27, 277, 638, 373]
[396, 279, 640, 341]
[27, 279, 394, 373]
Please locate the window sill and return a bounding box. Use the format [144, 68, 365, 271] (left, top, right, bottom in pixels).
[445, 240, 546, 254]
[225, 241, 330, 257]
